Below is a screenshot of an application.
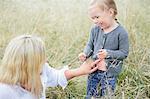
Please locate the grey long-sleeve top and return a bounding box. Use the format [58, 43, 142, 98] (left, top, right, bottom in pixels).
[84, 24, 129, 76]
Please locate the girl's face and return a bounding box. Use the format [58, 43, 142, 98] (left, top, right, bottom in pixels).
[88, 5, 114, 30]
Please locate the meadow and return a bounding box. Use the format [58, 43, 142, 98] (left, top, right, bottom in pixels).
[0, 0, 150, 98]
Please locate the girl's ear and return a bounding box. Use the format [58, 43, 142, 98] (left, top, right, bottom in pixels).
[109, 8, 115, 17]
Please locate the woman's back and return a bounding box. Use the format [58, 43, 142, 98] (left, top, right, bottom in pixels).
[0, 83, 36, 99]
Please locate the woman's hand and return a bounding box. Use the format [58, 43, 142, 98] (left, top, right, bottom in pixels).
[79, 59, 100, 74]
[65, 59, 100, 80]
[97, 59, 107, 71]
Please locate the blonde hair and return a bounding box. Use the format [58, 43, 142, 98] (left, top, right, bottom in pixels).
[0, 35, 46, 96]
[89, 0, 118, 18]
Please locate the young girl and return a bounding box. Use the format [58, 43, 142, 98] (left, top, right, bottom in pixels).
[0, 35, 100, 99]
[79, 0, 129, 98]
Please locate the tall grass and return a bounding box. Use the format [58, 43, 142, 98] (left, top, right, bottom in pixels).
[0, 0, 150, 98]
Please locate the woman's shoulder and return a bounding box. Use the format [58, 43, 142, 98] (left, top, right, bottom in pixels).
[42, 62, 54, 73]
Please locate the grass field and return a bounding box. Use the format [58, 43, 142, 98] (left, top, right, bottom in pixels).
[0, 0, 150, 98]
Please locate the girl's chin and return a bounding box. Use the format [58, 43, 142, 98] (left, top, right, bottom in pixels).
[100, 26, 109, 30]
[96, 24, 105, 29]
[99, 26, 105, 29]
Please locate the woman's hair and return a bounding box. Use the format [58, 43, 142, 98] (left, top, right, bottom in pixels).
[89, 0, 118, 17]
[0, 35, 46, 96]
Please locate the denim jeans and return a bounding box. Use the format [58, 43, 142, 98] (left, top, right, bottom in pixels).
[86, 70, 116, 99]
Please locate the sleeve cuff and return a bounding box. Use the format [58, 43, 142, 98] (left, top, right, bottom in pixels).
[58, 65, 69, 89]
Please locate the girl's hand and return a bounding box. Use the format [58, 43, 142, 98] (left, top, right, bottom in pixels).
[97, 49, 108, 59]
[78, 53, 87, 62]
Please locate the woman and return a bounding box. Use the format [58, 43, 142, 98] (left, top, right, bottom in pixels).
[0, 35, 100, 99]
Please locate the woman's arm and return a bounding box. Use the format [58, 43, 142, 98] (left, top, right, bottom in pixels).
[64, 59, 100, 80]
[44, 59, 99, 88]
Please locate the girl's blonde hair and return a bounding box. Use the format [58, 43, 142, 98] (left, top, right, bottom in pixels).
[90, 0, 118, 18]
[0, 35, 46, 96]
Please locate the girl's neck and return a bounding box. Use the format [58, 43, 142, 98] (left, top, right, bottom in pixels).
[103, 20, 119, 34]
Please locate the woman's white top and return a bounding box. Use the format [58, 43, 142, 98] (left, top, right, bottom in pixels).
[0, 63, 68, 99]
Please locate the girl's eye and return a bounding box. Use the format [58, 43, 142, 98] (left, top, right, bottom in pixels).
[96, 16, 99, 19]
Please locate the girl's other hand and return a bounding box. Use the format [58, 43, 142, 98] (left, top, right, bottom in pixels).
[78, 53, 87, 62]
